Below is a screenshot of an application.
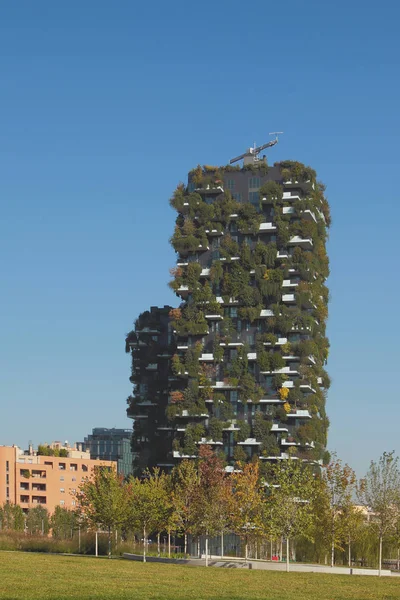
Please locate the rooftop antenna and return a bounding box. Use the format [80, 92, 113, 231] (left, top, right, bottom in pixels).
[230, 132, 283, 165]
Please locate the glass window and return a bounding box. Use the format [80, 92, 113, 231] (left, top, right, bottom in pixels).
[188, 182, 195, 192]
[226, 179, 235, 190]
[60, 500, 65, 506]
[6, 461, 9, 472]
[249, 177, 260, 189]
[232, 192, 242, 202]
[60, 488, 65, 493]
[230, 307, 237, 318]
[230, 391, 238, 402]
[249, 191, 259, 206]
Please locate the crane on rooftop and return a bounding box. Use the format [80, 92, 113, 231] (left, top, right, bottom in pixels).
[230, 132, 283, 166]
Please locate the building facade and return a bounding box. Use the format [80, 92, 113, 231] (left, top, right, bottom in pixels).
[0, 444, 115, 513]
[82, 428, 134, 477]
[126, 156, 331, 473]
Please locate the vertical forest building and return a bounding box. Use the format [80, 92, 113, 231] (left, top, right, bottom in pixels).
[126, 145, 331, 474]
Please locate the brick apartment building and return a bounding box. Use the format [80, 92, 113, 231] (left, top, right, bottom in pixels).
[0, 443, 116, 514]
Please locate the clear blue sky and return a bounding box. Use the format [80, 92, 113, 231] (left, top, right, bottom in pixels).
[1, 1, 399, 476]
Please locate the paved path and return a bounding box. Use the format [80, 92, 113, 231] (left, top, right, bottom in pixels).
[123, 553, 393, 576]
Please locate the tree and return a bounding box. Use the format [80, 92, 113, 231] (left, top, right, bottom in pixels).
[127, 468, 171, 563]
[26, 505, 50, 535]
[266, 459, 316, 572]
[340, 504, 366, 567]
[76, 466, 129, 558]
[230, 461, 264, 562]
[320, 455, 357, 567]
[358, 451, 400, 575]
[171, 460, 200, 555]
[194, 445, 230, 566]
[0, 503, 24, 531]
[50, 506, 79, 539]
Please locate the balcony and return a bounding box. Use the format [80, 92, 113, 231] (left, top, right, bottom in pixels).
[263, 337, 288, 346]
[302, 209, 317, 223]
[259, 222, 276, 232]
[177, 285, 189, 297]
[198, 438, 223, 446]
[260, 453, 292, 461]
[173, 451, 197, 459]
[200, 268, 210, 277]
[276, 250, 289, 259]
[270, 424, 289, 433]
[282, 206, 295, 215]
[216, 296, 239, 305]
[238, 438, 261, 446]
[177, 410, 208, 418]
[195, 185, 224, 195]
[283, 179, 313, 193]
[32, 496, 47, 505]
[200, 353, 214, 361]
[288, 236, 313, 250]
[145, 363, 157, 371]
[205, 229, 224, 236]
[211, 381, 237, 389]
[282, 192, 302, 201]
[259, 309, 274, 318]
[288, 409, 311, 419]
[282, 293, 296, 303]
[282, 279, 298, 289]
[204, 313, 223, 320]
[260, 366, 299, 376]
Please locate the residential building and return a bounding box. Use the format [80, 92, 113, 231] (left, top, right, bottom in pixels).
[82, 428, 134, 477]
[0, 444, 115, 513]
[126, 148, 331, 473]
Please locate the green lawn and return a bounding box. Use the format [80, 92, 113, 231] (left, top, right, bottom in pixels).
[0, 552, 399, 600]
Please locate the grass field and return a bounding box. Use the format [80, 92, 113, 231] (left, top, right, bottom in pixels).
[0, 552, 399, 600]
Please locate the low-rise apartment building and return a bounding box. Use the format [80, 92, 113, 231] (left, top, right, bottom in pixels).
[0, 444, 115, 514]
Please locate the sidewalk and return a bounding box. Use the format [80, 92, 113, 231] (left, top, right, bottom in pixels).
[122, 553, 393, 576]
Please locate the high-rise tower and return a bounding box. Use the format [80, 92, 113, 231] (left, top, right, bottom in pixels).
[126, 148, 331, 474]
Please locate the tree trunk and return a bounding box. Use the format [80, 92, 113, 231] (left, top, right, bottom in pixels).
[168, 530, 171, 558]
[378, 534, 382, 576]
[279, 537, 283, 561]
[270, 538, 273, 561]
[95, 531, 98, 557]
[157, 532, 160, 557]
[78, 526, 81, 553]
[286, 538, 290, 572]
[184, 533, 187, 556]
[245, 541, 248, 563]
[197, 537, 200, 558]
[108, 526, 111, 558]
[397, 546, 399, 572]
[205, 535, 209, 567]
[143, 526, 146, 563]
[331, 519, 335, 567]
[221, 531, 224, 558]
[348, 537, 351, 568]
[115, 529, 118, 550]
